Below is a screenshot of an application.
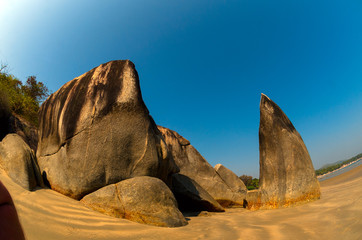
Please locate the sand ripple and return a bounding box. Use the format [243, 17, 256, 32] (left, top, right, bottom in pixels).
[1, 165, 361, 240]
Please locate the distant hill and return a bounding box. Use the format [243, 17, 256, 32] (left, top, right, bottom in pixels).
[316, 153, 362, 176]
[320, 160, 345, 169]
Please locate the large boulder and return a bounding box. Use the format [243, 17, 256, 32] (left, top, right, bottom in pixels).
[158, 126, 244, 207]
[171, 173, 224, 212]
[256, 94, 320, 209]
[37, 60, 178, 199]
[80, 176, 187, 227]
[0, 134, 43, 190]
[214, 164, 247, 198]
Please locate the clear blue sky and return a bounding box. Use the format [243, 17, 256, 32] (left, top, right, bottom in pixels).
[1, 0, 362, 177]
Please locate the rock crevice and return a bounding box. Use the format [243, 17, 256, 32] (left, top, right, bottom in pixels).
[158, 126, 246, 207]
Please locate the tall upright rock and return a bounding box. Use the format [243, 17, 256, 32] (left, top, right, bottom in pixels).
[158, 126, 245, 207]
[257, 94, 320, 208]
[37, 60, 178, 199]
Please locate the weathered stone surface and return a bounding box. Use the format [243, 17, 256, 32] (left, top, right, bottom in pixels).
[257, 94, 320, 209]
[0, 134, 43, 190]
[0, 104, 38, 151]
[171, 173, 224, 212]
[158, 126, 244, 207]
[37, 60, 178, 199]
[245, 190, 259, 206]
[214, 164, 247, 197]
[8, 115, 38, 151]
[80, 176, 187, 227]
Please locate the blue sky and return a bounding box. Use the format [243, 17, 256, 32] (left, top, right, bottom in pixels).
[1, 0, 362, 177]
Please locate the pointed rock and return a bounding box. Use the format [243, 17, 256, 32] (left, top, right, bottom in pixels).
[158, 126, 245, 207]
[255, 94, 320, 209]
[37, 60, 178, 199]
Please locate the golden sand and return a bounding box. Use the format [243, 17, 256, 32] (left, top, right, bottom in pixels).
[1, 164, 361, 240]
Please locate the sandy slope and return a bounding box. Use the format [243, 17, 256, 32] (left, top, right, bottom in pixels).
[1, 165, 361, 240]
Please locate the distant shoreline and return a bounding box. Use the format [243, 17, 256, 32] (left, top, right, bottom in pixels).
[317, 158, 362, 179]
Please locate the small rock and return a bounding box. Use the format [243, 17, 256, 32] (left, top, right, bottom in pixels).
[0, 134, 43, 190]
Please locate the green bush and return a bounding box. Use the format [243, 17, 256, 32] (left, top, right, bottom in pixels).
[0, 89, 11, 139]
[239, 175, 259, 190]
[0, 65, 49, 126]
[0, 89, 10, 118]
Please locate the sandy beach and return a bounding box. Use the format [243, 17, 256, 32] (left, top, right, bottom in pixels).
[317, 158, 362, 180]
[1, 164, 361, 240]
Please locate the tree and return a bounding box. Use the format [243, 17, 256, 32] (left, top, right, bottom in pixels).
[239, 174, 259, 190]
[239, 175, 252, 187]
[22, 76, 49, 103]
[0, 63, 8, 74]
[0, 66, 50, 126]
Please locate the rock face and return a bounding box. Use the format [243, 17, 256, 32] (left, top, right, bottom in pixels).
[37, 60, 178, 199]
[8, 115, 38, 151]
[80, 176, 187, 227]
[0, 108, 38, 152]
[214, 164, 247, 198]
[171, 173, 224, 212]
[257, 94, 320, 208]
[0, 134, 43, 190]
[158, 126, 245, 207]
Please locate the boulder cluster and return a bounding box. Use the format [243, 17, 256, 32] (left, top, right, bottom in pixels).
[0, 60, 320, 227]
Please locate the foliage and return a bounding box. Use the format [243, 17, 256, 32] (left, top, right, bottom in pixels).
[0, 64, 50, 125]
[0, 88, 11, 140]
[315, 153, 362, 176]
[239, 174, 259, 190]
[239, 175, 252, 186]
[0, 89, 10, 118]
